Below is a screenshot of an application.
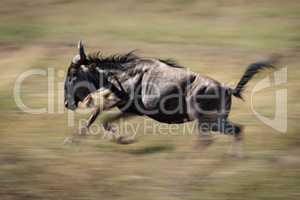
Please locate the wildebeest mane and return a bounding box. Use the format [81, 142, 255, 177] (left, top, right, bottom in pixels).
[87, 51, 184, 70]
[158, 58, 184, 68]
[87, 51, 138, 70]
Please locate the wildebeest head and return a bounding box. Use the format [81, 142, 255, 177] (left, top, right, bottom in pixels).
[64, 41, 101, 110]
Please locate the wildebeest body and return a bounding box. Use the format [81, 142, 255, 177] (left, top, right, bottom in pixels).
[64, 41, 275, 145]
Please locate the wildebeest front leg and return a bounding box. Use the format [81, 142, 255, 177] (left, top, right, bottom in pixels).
[78, 89, 121, 135]
[78, 107, 101, 135]
[78, 89, 135, 144]
[64, 105, 103, 144]
[102, 112, 136, 144]
[64, 89, 121, 144]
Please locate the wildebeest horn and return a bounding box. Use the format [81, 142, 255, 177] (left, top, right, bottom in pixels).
[78, 40, 87, 62]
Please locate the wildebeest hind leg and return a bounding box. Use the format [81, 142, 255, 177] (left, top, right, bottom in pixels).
[211, 120, 243, 138]
[212, 120, 244, 158]
[102, 113, 136, 145]
[196, 120, 215, 149]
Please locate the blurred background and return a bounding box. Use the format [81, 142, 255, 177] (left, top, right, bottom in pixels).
[0, 0, 300, 199]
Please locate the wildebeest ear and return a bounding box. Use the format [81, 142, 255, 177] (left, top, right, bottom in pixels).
[78, 40, 87, 62]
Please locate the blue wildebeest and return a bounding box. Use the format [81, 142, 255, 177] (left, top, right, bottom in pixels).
[64, 41, 275, 147]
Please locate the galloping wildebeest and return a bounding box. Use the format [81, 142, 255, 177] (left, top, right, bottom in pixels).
[64, 41, 275, 146]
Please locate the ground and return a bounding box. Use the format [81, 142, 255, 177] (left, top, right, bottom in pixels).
[0, 0, 300, 199]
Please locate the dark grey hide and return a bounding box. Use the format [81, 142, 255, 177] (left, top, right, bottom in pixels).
[64, 41, 275, 144]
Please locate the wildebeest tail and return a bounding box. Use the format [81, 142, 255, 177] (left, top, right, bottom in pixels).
[232, 59, 276, 99]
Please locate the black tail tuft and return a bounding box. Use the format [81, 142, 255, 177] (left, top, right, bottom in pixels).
[232, 60, 276, 100]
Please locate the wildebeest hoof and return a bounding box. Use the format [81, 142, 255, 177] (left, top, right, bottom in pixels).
[63, 137, 73, 144]
[194, 137, 214, 150]
[63, 136, 79, 144]
[103, 122, 117, 133]
[201, 138, 214, 146]
[227, 142, 244, 159]
[114, 136, 136, 145]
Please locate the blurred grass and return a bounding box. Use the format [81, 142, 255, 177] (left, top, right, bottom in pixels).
[126, 144, 175, 155]
[1, 0, 300, 48]
[0, 0, 300, 200]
